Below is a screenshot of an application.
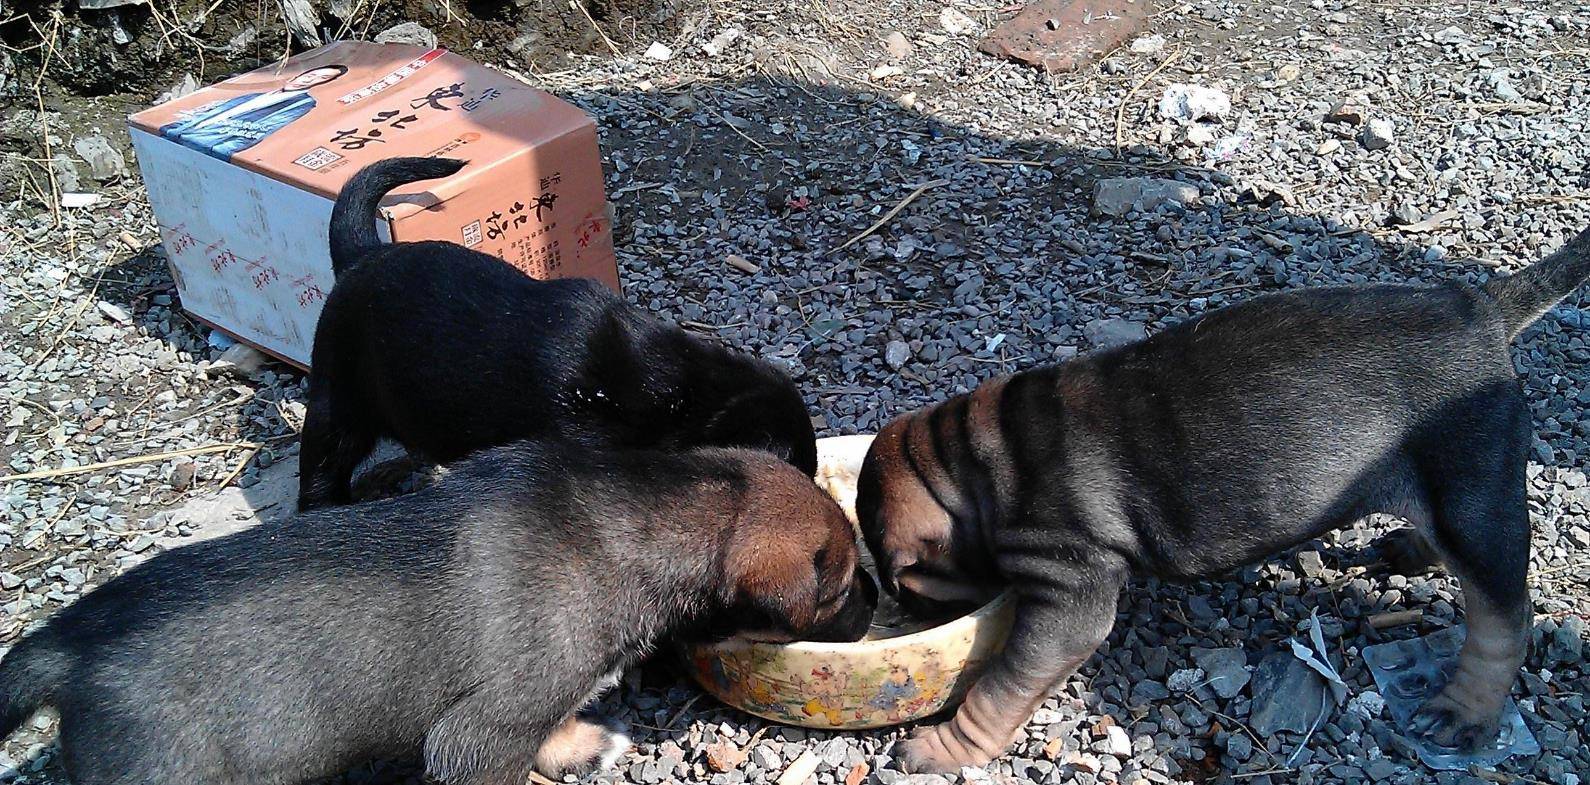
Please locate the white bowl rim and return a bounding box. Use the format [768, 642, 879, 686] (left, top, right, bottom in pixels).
[715, 588, 1016, 656]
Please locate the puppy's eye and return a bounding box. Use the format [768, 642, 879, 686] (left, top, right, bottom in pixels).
[905, 558, 960, 581]
[918, 536, 950, 559]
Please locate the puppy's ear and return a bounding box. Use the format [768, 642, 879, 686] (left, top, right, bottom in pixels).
[857, 418, 955, 591]
[700, 388, 819, 476]
[855, 445, 891, 583]
[720, 528, 819, 638]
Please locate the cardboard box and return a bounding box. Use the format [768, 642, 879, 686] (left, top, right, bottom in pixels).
[128, 41, 618, 368]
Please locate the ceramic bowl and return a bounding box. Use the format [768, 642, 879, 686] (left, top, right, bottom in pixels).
[683, 435, 1017, 730]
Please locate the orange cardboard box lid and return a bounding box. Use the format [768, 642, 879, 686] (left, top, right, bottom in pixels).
[128, 41, 594, 215]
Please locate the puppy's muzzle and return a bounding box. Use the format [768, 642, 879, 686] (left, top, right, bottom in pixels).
[803, 567, 877, 643]
[895, 571, 1001, 620]
[897, 585, 962, 619]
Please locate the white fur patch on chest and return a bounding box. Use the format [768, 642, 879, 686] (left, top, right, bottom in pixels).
[579, 667, 624, 708]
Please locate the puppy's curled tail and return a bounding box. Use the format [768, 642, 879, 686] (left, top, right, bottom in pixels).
[1484, 224, 1590, 337]
[328, 156, 468, 275]
[0, 627, 69, 739]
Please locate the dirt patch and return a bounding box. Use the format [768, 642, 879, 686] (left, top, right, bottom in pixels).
[0, 0, 676, 206]
[1, 0, 677, 99]
[362, 0, 678, 72]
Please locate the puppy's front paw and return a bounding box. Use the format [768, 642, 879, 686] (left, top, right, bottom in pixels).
[350, 455, 435, 502]
[1408, 691, 1500, 753]
[536, 719, 630, 778]
[1379, 529, 1441, 576]
[896, 723, 990, 774]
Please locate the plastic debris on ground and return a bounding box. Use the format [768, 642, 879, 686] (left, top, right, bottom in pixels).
[207, 331, 238, 351]
[1362, 625, 1540, 771]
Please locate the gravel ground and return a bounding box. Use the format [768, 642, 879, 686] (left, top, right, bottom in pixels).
[3, 1, 1588, 784]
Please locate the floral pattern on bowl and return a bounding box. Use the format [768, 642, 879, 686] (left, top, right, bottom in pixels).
[683, 435, 1017, 730]
[685, 592, 1015, 729]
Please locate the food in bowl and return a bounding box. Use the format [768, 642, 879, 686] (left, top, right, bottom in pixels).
[685, 435, 1017, 730]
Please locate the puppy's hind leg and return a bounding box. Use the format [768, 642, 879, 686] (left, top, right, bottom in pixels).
[1406, 439, 1532, 753]
[423, 689, 551, 785]
[59, 710, 232, 785]
[1378, 527, 1444, 576]
[533, 715, 630, 779]
[296, 398, 377, 512]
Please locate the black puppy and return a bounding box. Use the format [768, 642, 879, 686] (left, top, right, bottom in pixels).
[0, 442, 875, 785]
[298, 157, 816, 511]
[858, 226, 1590, 772]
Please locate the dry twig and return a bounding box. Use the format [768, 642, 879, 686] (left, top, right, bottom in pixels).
[1368, 609, 1423, 629]
[29, 11, 64, 224]
[1114, 51, 1182, 152]
[572, 0, 623, 57]
[217, 445, 262, 489]
[0, 443, 259, 484]
[969, 156, 1048, 167]
[832, 179, 950, 253]
[28, 273, 103, 371]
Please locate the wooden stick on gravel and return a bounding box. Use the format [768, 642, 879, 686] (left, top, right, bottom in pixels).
[832, 179, 950, 253]
[0, 442, 259, 484]
[4, 555, 53, 574]
[216, 444, 263, 489]
[969, 156, 1048, 167]
[1367, 609, 1424, 630]
[1114, 50, 1182, 153]
[572, 0, 622, 57]
[29, 12, 65, 226]
[1468, 766, 1554, 785]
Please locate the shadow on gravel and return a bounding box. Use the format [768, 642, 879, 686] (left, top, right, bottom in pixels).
[29, 72, 1582, 784]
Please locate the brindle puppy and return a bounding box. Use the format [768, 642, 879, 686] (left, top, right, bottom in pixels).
[0, 441, 875, 785]
[857, 226, 1590, 772]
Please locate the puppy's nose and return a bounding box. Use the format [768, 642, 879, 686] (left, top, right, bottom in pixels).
[802, 566, 877, 643]
[879, 568, 899, 597]
[896, 586, 949, 619]
[874, 552, 914, 598]
[855, 566, 878, 607]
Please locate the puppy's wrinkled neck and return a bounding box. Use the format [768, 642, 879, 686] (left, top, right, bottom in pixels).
[905, 378, 1017, 581]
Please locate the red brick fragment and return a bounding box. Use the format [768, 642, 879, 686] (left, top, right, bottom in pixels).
[979, 0, 1153, 73]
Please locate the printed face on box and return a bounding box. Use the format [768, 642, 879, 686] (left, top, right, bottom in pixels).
[158, 65, 350, 161]
[284, 66, 348, 92]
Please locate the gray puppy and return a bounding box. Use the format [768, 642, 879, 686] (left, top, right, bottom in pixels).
[0, 441, 876, 785]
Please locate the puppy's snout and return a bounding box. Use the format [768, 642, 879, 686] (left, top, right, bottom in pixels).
[872, 552, 909, 597]
[855, 565, 878, 608]
[896, 584, 948, 619]
[804, 567, 877, 643]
